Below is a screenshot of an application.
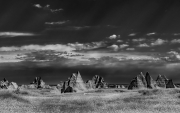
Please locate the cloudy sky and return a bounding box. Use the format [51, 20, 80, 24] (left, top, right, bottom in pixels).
[0, 0, 180, 84]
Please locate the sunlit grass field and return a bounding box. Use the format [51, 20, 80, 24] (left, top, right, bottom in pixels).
[1, 88, 180, 113]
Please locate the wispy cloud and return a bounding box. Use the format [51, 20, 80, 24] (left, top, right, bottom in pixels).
[151, 38, 167, 46]
[45, 20, 69, 25]
[173, 33, 180, 36]
[132, 38, 146, 42]
[117, 40, 123, 42]
[171, 39, 180, 43]
[147, 32, 156, 36]
[137, 43, 150, 47]
[33, 4, 63, 13]
[126, 48, 135, 51]
[0, 32, 36, 37]
[0, 44, 75, 52]
[67, 41, 106, 50]
[128, 33, 136, 36]
[119, 44, 129, 48]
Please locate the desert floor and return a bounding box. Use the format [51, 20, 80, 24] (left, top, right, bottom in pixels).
[0, 88, 180, 113]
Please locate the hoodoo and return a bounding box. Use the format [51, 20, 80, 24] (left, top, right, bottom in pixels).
[62, 71, 87, 93]
[128, 72, 156, 90]
[128, 72, 176, 90]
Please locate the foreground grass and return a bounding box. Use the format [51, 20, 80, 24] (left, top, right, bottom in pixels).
[0, 88, 180, 113]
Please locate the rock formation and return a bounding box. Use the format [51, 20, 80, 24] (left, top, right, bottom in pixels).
[61, 71, 87, 93]
[136, 72, 147, 89]
[0, 78, 9, 89]
[92, 75, 107, 88]
[30, 77, 46, 88]
[145, 72, 156, 89]
[128, 78, 137, 90]
[128, 72, 156, 90]
[128, 72, 176, 90]
[0, 78, 18, 90]
[57, 81, 64, 89]
[166, 79, 175, 88]
[8, 82, 18, 90]
[156, 75, 167, 88]
[86, 80, 93, 89]
[156, 75, 175, 88]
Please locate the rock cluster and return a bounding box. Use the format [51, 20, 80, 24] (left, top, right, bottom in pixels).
[156, 75, 175, 88]
[128, 72, 156, 90]
[61, 71, 87, 93]
[30, 77, 46, 88]
[128, 72, 175, 90]
[0, 78, 18, 90]
[86, 75, 107, 89]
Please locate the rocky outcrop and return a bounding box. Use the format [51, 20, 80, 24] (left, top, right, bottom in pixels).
[156, 75, 175, 88]
[128, 78, 138, 90]
[0, 78, 18, 90]
[0, 78, 9, 89]
[62, 71, 87, 93]
[166, 79, 175, 88]
[128, 72, 176, 90]
[8, 82, 18, 90]
[136, 72, 147, 89]
[145, 72, 156, 89]
[156, 75, 167, 88]
[92, 75, 107, 88]
[128, 72, 156, 90]
[57, 81, 64, 89]
[30, 77, 46, 88]
[86, 80, 93, 89]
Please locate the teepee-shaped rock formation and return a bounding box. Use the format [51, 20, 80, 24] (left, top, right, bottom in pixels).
[128, 72, 156, 90]
[166, 79, 175, 88]
[128, 72, 176, 90]
[156, 75, 167, 88]
[156, 75, 175, 88]
[136, 72, 147, 89]
[62, 71, 87, 93]
[91, 75, 107, 88]
[145, 72, 156, 89]
[30, 77, 46, 88]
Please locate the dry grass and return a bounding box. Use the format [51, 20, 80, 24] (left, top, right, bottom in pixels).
[0, 88, 180, 113]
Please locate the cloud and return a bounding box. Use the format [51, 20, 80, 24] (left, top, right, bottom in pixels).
[126, 48, 135, 51]
[173, 33, 180, 36]
[171, 39, 180, 43]
[67, 41, 106, 50]
[128, 33, 136, 36]
[117, 40, 123, 42]
[0, 44, 75, 52]
[107, 44, 119, 51]
[132, 38, 146, 42]
[45, 20, 69, 25]
[119, 44, 129, 48]
[0, 32, 36, 37]
[50, 9, 63, 13]
[33, 4, 63, 13]
[151, 38, 167, 46]
[137, 43, 150, 47]
[147, 32, 156, 36]
[33, 4, 42, 8]
[167, 51, 180, 60]
[108, 34, 120, 39]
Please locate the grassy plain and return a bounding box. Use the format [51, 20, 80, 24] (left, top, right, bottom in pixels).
[0, 88, 180, 113]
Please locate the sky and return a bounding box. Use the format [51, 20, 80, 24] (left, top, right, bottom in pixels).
[0, 0, 180, 84]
